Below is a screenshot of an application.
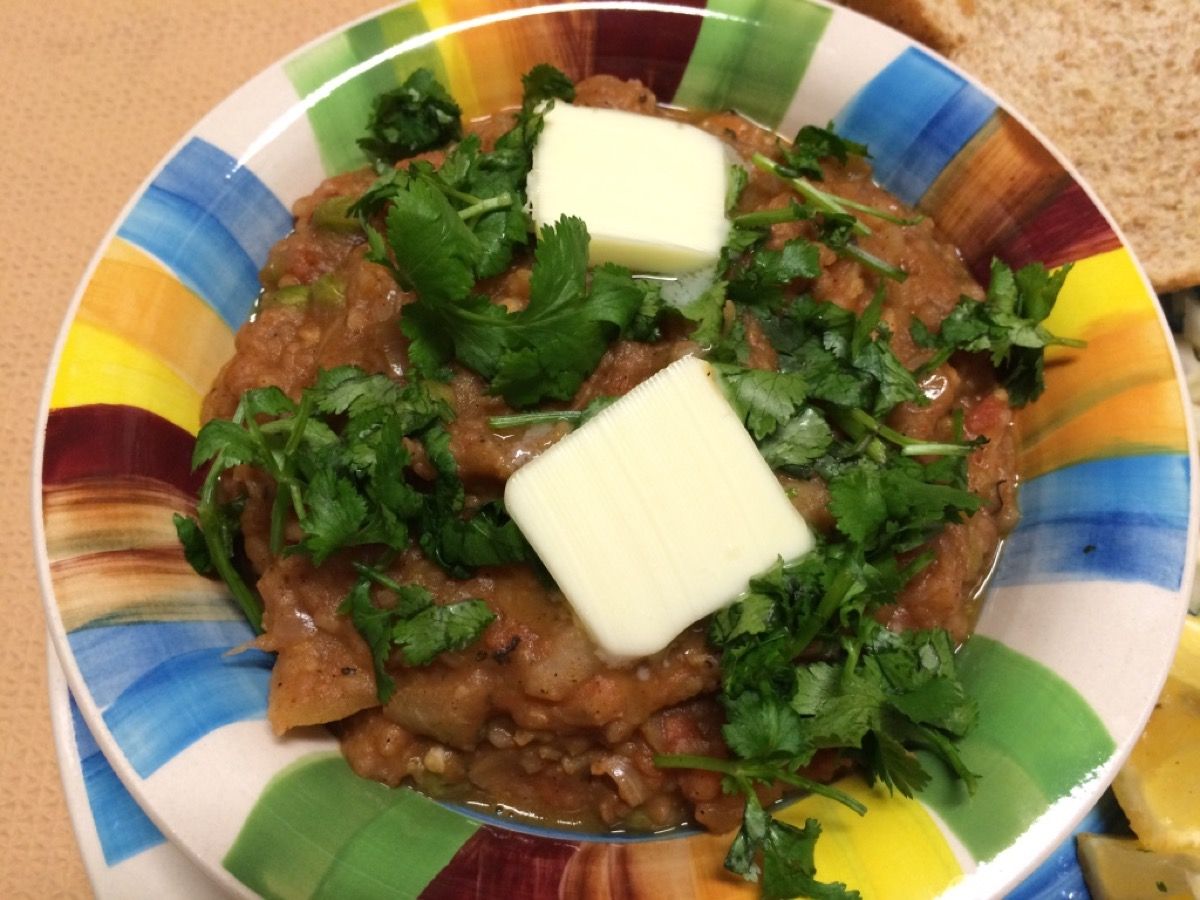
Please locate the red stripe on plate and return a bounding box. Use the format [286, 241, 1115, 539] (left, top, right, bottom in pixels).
[592, 0, 707, 100]
[42, 405, 201, 495]
[418, 825, 580, 900]
[991, 180, 1122, 274]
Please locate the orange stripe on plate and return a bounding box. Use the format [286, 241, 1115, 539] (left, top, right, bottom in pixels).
[920, 112, 1069, 270]
[419, 0, 596, 118]
[74, 238, 235, 394]
[1016, 249, 1185, 478]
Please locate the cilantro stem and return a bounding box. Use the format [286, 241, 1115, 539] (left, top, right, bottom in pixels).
[832, 407, 976, 457]
[488, 409, 582, 429]
[831, 195, 923, 227]
[732, 204, 806, 229]
[789, 563, 858, 654]
[352, 561, 406, 593]
[415, 170, 482, 207]
[914, 346, 956, 379]
[266, 393, 314, 555]
[751, 154, 870, 237]
[909, 723, 979, 793]
[412, 170, 516, 222]
[752, 152, 921, 232]
[839, 243, 908, 283]
[196, 453, 264, 632]
[731, 189, 907, 283]
[457, 192, 514, 221]
[652, 753, 868, 816]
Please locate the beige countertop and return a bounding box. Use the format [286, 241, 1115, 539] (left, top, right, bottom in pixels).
[0, 2, 380, 895]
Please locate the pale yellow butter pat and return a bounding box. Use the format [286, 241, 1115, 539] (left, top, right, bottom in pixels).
[504, 356, 813, 659]
[526, 103, 731, 274]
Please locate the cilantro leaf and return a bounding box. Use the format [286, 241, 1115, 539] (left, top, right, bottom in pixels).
[391, 598, 497, 666]
[338, 572, 495, 700]
[489, 218, 642, 405]
[299, 469, 372, 563]
[402, 215, 643, 407]
[173, 513, 213, 574]
[779, 123, 869, 180]
[384, 176, 482, 304]
[790, 660, 884, 750]
[728, 238, 821, 307]
[722, 788, 860, 900]
[521, 63, 575, 107]
[192, 417, 266, 470]
[358, 67, 463, 163]
[827, 463, 888, 544]
[761, 817, 860, 900]
[912, 258, 1082, 405]
[713, 365, 809, 441]
[863, 729, 930, 797]
[723, 692, 808, 759]
[829, 458, 981, 555]
[422, 500, 530, 575]
[676, 280, 728, 349]
[417, 425, 530, 575]
[759, 408, 834, 471]
[709, 591, 777, 645]
[339, 577, 402, 701]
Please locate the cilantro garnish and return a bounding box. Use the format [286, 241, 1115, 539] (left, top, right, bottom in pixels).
[659, 251, 992, 889]
[396, 212, 656, 407]
[658, 558, 980, 891]
[487, 395, 617, 431]
[174, 365, 524, 691]
[911, 258, 1084, 405]
[358, 67, 463, 163]
[738, 131, 922, 284]
[779, 123, 869, 181]
[341, 564, 495, 701]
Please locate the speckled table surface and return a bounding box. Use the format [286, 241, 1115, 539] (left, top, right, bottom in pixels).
[0, 3, 381, 895]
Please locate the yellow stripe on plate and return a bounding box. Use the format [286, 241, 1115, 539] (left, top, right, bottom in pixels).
[418, 0, 491, 118]
[74, 238, 234, 394]
[773, 778, 964, 898]
[50, 319, 202, 435]
[419, 0, 587, 119]
[1041, 247, 1159, 336]
[1016, 249, 1187, 478]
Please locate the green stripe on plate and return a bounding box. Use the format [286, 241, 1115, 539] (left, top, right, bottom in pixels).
[282, 5, 447, 175]
[223, 753, 479, 900]
[918, 636, 1115, 861]
[673, 0, 831, 127]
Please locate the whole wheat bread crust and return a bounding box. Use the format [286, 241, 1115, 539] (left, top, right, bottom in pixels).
[841, 0, 1200, 292]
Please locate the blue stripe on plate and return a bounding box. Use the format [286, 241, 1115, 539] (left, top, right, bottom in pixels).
[994, 454, 1190, 590]
[70, 697, 166, 866]
[102, 646, 272, 778]
[68, 619, 256, 710]
[1006, 791, 1130, 900]
[833, 47, 995, 205]
[115, 138, 292, 328]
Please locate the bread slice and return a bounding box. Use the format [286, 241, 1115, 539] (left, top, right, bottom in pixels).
[840, 0, 1200, 292]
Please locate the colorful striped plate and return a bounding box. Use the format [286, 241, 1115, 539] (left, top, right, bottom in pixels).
[34, 1, 1197, 898]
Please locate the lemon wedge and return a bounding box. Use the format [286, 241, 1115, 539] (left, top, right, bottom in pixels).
[1077, 834, 1200, 899]
[1112, 616, 1200, 855]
